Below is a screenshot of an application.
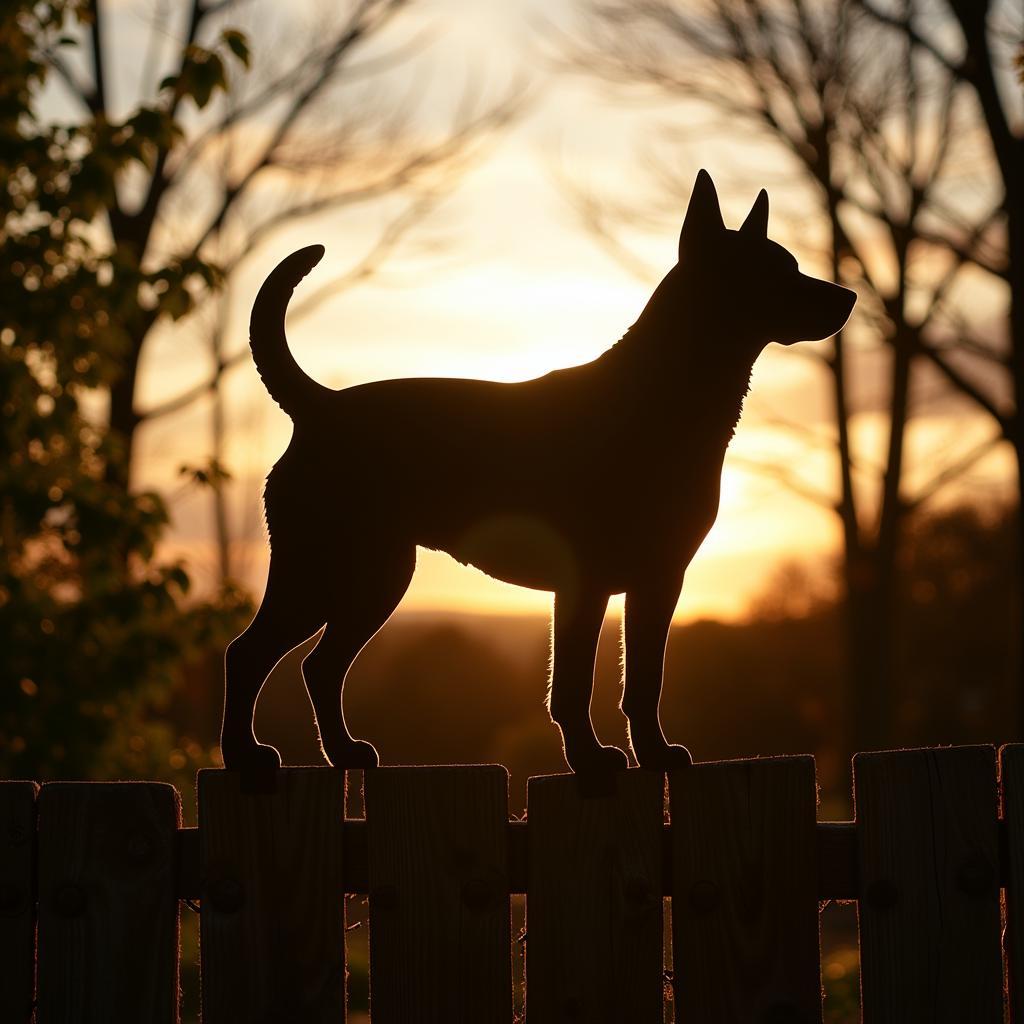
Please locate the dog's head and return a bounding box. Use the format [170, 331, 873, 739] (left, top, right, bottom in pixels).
[667, 169, 856, 347]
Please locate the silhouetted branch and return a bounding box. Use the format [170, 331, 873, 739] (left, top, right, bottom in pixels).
[185, 0, 405, 225]
[141, 347, 251, 423]
[855, 0, 963, 76]
[728, 453, 837, 510]
[85, 0, 107, 114]
[140, 190, 441, 423]
[185, 76, 525, 266]
[41, 49, 95, 110]
[200, 0, 254, 16]
[288, 194, 437, 320]
[906, 433, 1004, 511]
[127, 0, 211, 251]
[921, 347, 1011, 433]
[557, 173, 658, 282]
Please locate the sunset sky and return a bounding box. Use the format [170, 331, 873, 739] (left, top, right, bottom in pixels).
[94, 0, 1013, 622]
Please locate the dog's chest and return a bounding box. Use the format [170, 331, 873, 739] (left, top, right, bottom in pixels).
[428, 459, 722, 594]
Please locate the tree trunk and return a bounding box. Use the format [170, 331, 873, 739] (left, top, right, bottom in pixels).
[949, 0, 1024, 742]
[1010, 433, 1024, 742]
[1006, 196, 1024, 741]
[211, 328, 232, 584]
[829, 207, 914, 778]
[824, 189, 871, 790]
[106, 356, 141, 491]
[846, 558, 892, 755]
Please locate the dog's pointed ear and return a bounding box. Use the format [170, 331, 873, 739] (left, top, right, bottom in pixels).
[679, 169, 725, 257]
[740, 188, 769, 238]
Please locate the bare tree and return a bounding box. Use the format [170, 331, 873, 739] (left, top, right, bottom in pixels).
[854, 0, 1023, 724]
[566, 0, 1009, 760]
[45, 0, 523, 490]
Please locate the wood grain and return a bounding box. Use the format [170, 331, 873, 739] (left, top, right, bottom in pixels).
[0, 781, 37, 1024]
[198, 767, 347, 1024]
[1001, 745, 1024, 1020]
[669, 756, 822, 1024]
[365, 765, 512, 1023]
[36, 782, 180, 1024]
[525, 769, 664, 1023]
[855, 745, 1002, 1023]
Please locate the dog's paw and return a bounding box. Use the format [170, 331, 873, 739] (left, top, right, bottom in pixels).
[634, 742, 693, 772]
[569, 743, 629, 775]
[222, 741, 282, 774]
[327, 739, 380, 770]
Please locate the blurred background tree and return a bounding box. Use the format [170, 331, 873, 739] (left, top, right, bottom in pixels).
[0, 0, 519, 783]
[564, 0, 1020, 769]
[1, 1, 252, 780]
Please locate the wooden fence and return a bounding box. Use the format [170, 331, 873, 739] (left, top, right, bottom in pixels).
[2, 743, 1023, 1021]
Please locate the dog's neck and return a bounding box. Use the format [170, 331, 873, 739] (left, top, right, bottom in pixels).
[597, 314, 759, 447]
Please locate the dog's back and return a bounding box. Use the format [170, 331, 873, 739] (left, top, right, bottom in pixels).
[255, 253, 752, 595]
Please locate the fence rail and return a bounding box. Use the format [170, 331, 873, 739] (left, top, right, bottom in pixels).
[2, 743, 1022, 1022]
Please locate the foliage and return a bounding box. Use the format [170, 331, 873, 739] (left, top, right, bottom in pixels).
[0, 2, 251, 780]
[2, 0, 519, 782]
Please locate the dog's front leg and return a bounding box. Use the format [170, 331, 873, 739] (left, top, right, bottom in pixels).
[548, 589, 628, 774]
[622, 574, 693, 770]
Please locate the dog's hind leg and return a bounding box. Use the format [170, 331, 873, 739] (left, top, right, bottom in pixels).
[302, 545, 416, 769]
[621, 575, 693, 770]
[548, 588, 628, 774]
[222, 558, 326, 772]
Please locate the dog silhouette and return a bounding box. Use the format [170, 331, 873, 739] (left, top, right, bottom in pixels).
[221, 169, 856, 775]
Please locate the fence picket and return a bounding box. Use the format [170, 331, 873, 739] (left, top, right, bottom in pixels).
[0, 781, 37, 1023]
[525, 770, 664, 1023]
[198, 767, 347, 1024]
[855, 745, 1002, 1023]
[1001, 744, 1024, 1020]
[36, 782, 180, 1024]
[365, 765, 512, 1023]
[669, 756, 822, 1023]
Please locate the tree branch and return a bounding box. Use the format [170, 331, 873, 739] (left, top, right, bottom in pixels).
[42, 48, 97, 112]
[288, 192, 438, 320]
[140, 347, 251, 422]
[905, 432, 1004, 510]
[126, 0, 211, 252]
[728, 453, 839, 510]
[85, 0, 107, 114]
[139, 190, 442, 422]
[856, 0, 964, 77]
[920, 346, 1010, 432]
[188, 84, 523, 264]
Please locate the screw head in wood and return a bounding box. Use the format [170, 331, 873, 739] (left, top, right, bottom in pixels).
[207, 877, 244, 913]
[864, 878, 899, 910]
[688, 878, 720, 914]
[53, 882, 87, 918]
[0, 881, 25, 916]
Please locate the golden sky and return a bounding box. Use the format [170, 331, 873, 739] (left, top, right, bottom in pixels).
[115, 0, 1012, 622]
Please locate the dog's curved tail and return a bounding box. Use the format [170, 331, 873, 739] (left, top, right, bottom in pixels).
[250, 244, 333, 417]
